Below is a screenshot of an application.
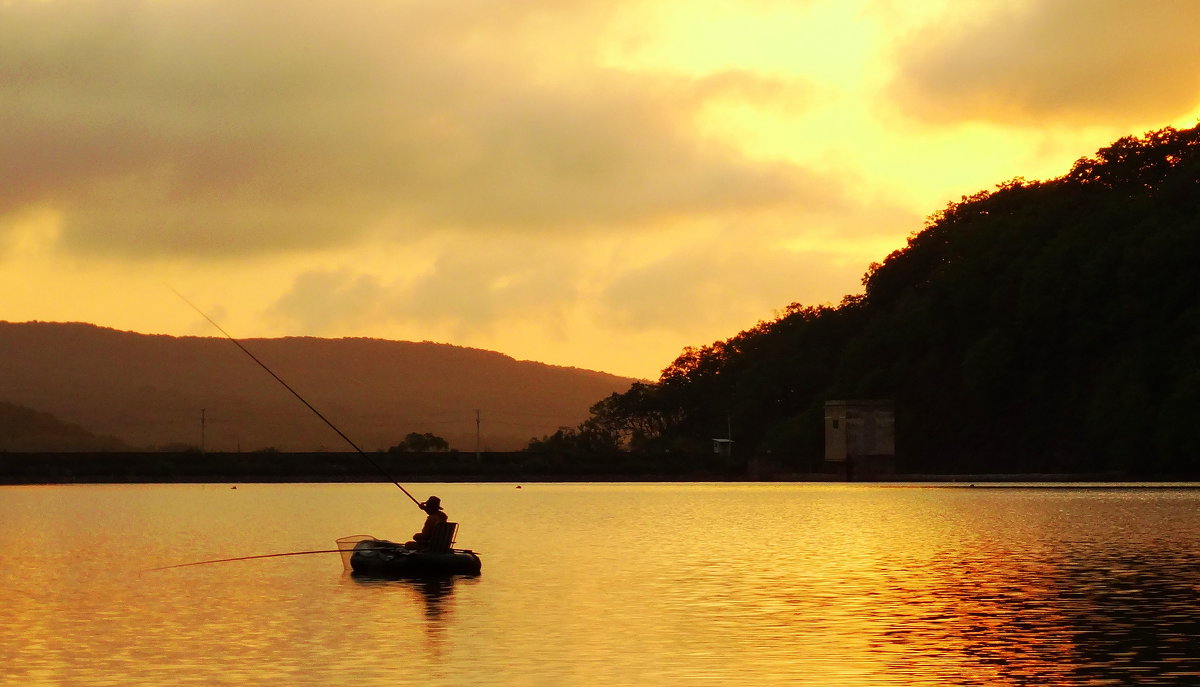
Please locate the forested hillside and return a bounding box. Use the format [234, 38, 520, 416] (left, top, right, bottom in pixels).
[561, 125, 1200, 475]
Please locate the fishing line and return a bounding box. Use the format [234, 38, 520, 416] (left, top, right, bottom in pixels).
[169, 286, 422, 508]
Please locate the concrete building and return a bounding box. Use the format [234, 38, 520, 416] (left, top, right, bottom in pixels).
[711, 438, 734, 457]
[824, 400, 895, 479]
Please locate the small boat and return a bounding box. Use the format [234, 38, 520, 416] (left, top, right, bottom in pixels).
[346, 540, 482, 577]
[337, 524, 481, 577]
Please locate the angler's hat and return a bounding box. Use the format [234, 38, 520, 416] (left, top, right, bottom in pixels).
[424, 496, 442, 509]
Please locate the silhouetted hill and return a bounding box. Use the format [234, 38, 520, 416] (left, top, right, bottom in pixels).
[575, 124, 1200, 476]
[0, 322, 636, 452]
[0, 401, 128, 452]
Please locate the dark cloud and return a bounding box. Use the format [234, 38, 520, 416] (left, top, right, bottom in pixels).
[890, 0, 1200, 126]
[0, 0, 818, 258]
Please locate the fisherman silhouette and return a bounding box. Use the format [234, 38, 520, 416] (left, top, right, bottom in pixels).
[406, 496, 448, 550]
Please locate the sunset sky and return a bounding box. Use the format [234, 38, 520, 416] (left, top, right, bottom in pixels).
[2, 0, 1198, 379]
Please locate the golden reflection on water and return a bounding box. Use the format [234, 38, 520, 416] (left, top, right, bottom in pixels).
[2, 483, 1200, 685]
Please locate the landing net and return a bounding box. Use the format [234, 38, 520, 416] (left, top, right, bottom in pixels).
[335, 535, 378, 571]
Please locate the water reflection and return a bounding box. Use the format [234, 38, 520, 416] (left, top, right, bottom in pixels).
[3, 483, 1200, 686]
[1061, 549, 1200, 684]
[343, 573, 478, 657]
[346, 574, 461, 620]
[862, 507, 1200, 684]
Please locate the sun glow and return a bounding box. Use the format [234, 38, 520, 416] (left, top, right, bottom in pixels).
[2, 0, 1198, 378]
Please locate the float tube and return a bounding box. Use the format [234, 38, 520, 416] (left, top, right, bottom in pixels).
[337, 528, 481, 577]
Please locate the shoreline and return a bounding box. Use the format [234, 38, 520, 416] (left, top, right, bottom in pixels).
[2, 451, 1196, 486]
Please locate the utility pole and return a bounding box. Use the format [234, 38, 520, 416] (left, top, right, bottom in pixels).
[475, 409, 481, 459]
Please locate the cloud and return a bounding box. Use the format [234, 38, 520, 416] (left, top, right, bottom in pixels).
[265, 236, 586, 337]
[0, 0, 819, 259]
[890, 0, 1200, 127]
[263, 269, 387, 333]
[261, 172, 911, 344]
[597, 232, 877, 336]
[389, 243, 586, 334]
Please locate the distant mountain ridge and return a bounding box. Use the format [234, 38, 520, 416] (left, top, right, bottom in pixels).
[0, 321, 636, 452]
[0, 400, 128, 452]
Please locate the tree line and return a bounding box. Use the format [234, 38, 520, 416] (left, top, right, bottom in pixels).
[531, 124, 1200, 476]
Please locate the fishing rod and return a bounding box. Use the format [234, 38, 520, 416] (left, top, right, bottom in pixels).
[170, 287, 422, 509]
[149, 549, 345, 571]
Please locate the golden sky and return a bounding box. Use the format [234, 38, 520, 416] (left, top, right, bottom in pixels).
[2, 0, 1198, 379]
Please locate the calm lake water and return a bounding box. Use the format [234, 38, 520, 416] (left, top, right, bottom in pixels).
[2, 482, 1199, 686]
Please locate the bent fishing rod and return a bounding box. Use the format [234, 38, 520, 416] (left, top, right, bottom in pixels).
[170, 287, 422, 509]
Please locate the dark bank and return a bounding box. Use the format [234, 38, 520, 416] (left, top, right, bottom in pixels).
[1, 450, 1184, 485]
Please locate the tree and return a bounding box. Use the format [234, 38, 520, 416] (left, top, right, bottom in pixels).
[388, 432, 451, 453]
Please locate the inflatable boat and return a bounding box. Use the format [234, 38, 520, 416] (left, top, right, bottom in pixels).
[337, 526, 481, 577]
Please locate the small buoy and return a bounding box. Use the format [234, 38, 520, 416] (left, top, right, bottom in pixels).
[516, 485, 522, 489]
[230, 485, 238, 490]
